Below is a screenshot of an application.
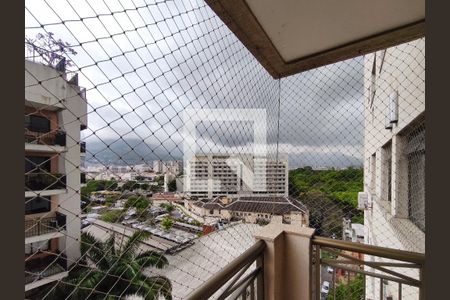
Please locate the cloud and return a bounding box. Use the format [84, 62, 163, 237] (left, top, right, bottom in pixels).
[26, 0, 365, 168]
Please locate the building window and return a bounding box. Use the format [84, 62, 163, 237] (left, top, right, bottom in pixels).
[25, 156, 51, 173]
[370, 153, 377, 194]
[25, 197, 51, 214]
[25, 115, 51, 133]
[382, 142, 392, 203]
[406, 123, 425, 232]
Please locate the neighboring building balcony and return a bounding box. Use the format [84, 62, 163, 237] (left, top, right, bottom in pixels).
[25, 129, 66, 153]
[80, 141, 86, 155]
[25, 213, 67, 242]
[80, 172, 86, 184]
[186, 222, 425, 300]
[25, 252, 68, 292]
[25, 173, 66, 193]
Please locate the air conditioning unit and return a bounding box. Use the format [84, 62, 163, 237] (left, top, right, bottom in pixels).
[358, 192, 371, 210]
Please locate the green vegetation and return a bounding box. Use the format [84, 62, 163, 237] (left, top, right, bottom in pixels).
[105, 195, 119, 207]
[121, 180, 139, 191]
[161, 217, 174, 231]
[289, 167, 363, 237]
[121, 178, 163, 193]
[124, 196, 152, 221]
[100, 210, 123, 223]
[191, 219, 203, 227]
[160, 203, 175, 214]
[81, 179, 118, 198]
[43, 231, 172, 299]
[256, 218, 270, 226]
[327, 274, 364, 300]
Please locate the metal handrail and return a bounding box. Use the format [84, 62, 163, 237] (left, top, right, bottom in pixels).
[311, 236, 425, 300]
[186, 240, 265, 300]
[24, 173, 67, 191]
[24, 129, 67, 146]
[312, 236, 425, 264]
[24, 214, 67, 238]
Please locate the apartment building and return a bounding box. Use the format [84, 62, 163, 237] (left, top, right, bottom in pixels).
[185, 154, 288, 198]
[361, 38, 425, 299]
[186, 195, 308, 226]
[25, 58, 87, 293]
[153, 160, 183, 175]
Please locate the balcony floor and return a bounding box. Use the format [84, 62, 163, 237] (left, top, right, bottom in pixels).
[25, 143, 66, 153]
[25, 231, 65, 245]
[25, 269, 68, 292]
[25, 189, 67, 198]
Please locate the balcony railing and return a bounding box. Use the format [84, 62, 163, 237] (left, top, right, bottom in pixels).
[25, 212, 67, 238]
[311, 236, 425, 300]
[25, 129, 66, 147]
[186, 240, 265, 300]
[25, 253, 68, 285]
[186, 231, 425, 300]
[25, 173, 66, 191]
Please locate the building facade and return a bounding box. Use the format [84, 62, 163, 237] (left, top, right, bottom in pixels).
[186, 195, 308, 226]
[25, 59, 87, 293]
[153, 160, 182, 175]
[185, 154, 288, 198]
[362, 38, 425, 300]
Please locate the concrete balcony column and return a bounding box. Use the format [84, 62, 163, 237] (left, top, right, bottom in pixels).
[254, 222, 315, 300]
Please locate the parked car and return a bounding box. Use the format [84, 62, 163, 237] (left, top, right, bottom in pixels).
[327, 266, 334, 273]
[321, 281, 330, 294]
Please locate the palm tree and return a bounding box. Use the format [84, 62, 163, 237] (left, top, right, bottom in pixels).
[43, 231, 172, 299]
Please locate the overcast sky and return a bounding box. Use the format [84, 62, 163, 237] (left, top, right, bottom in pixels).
[25, 0, 365, 168]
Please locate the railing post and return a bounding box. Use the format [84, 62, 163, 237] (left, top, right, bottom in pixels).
[254, 223, 315, 300]
[315, 245, 321, 300]
[419, 263, 425, 300]
[256, 254, 264, 300]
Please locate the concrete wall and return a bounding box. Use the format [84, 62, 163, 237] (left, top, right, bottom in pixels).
[363, 38, 425, 300]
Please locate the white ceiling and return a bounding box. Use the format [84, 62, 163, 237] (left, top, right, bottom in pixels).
[245, 0, 425, 62]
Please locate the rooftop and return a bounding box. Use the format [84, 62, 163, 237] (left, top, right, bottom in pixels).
[195, 195, 307, 215]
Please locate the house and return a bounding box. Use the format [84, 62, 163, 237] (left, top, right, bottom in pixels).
[187, 195, 309, 226]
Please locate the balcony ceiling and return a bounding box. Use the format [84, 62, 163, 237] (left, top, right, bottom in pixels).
[206, 0, 425, 78]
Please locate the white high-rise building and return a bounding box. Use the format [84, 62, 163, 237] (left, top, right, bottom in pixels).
[25, 59, 87, 293]
[153, 160, 182, 175]
[185, 154, 288, 198]
[362, 38, 425, 300]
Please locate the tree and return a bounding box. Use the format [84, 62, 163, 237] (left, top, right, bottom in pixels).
[124, 196, 152, 221]
[125, 196, 152, 213]
[327, 274, 364, 300]
[25, 32, 77, 67]
[289, 167, 364, 237]
[81, 180, 118, 199]
[101, 210, 123, 223]
[44, 231, 172, 299]
[140, 183, 150, 191]
[160, 217, 174, 231]
[105, 195, 119, 207]
[160, 203, 175, 214]
[122, 180, 139, 191]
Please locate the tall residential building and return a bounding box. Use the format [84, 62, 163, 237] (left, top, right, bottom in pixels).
[153, 160, 182, 175]
[185, 154, 288, 198]
[361, 38, 425, 299]
[25, 59, 87, 293]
